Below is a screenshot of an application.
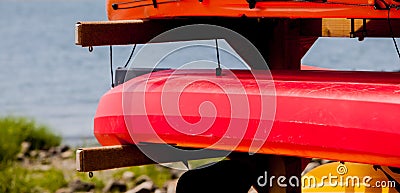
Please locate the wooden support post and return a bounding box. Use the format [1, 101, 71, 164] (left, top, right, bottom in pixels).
[76, 145, 155, 172]
[259, 19, 318, 70]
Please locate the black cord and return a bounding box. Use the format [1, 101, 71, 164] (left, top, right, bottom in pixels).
[321, 1, 373, 6]
[110, 46, 115, 88]
[387, 8, 400, 62]
[215, 39, 221, 69]
[248, 0, 373, 9]
[124, 44, 137, 68]
[297, 0, 374, 7]
[215, 39, 222, 76]
[112, 0, 178, 9]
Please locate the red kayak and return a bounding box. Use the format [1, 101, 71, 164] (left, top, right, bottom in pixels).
[94, 69, 400, 167]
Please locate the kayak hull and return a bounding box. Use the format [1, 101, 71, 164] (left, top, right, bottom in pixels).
[94, 70, 400, 167]
[106, 0, 400, 20]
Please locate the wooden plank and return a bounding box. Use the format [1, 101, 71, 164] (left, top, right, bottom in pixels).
[75, 20, 171, 46]
[75, 19, 253, 47]
[74, 19, 281, 69]
[76, 145, 155, 172]
[75, 19, 319, 47]
[76, 144, 228, 172]
[75, 19, 400, 48]
[75, 19, 222, 47]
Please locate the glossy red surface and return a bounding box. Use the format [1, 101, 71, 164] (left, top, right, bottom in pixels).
[107, 0, 400, 20]
[94, 70, 400, 167]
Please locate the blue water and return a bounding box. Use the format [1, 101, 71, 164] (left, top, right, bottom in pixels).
[0, 0, 399, 145]
[304, 38, 400, 71]
[0, 0, 112, 145]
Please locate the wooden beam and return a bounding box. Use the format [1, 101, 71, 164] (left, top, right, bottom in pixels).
[75, 19, 400, 48]
[76, 144, 228, 172]
[75, 20, 180, 46]
[75, 19, 278, 69]
[75, 19, 263, 46]
[75, 19, 247, 47]
[76, 145, 155, 172]
[74, 18, 399, 71]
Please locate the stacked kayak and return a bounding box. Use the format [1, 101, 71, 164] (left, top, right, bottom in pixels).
[94, 69, 400, 167]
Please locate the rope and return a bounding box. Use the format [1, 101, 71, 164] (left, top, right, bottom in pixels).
[387, 8, 400, 62]
[215, 39, 222, 76]
[110, 46, 115, 88]
[124, 44, 137, 68]
[215, 39, 221, 69]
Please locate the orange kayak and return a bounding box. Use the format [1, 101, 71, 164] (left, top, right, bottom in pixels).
[106, 0, 400, 20]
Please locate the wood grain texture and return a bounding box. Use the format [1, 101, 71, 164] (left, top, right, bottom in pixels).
[76, 144, 228, 172]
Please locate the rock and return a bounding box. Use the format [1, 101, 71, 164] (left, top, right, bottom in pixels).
[122, 171, 135, 182]
[68, 179, 95, 192]
[61, 150, 74, 159]
[135, 175, 151, 186]
[170, 169, 184, 179]
[320, 159, 334, 165]
[58, 145, 70, 153]
[29, 150, 39, 158]
[20, 141, 31, 155]
[154, 189, 166, 193]
[248, 186, 258, 193]
[102, 180, 127, 193]
[55, 188, 72, 193]
[311, 158, 322, 163]
[38, 150, 49, 159]
[164, 179, 177, 193]
[126, 181, 155, 193]
[48, 147, 58, 156]
[40, 158, 51, 165]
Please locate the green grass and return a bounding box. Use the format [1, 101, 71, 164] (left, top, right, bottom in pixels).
[0, 116, 61, 163]
[0, 116, 64, 192]
[0, 164, 67, 193]
[0, 116, 185, 192]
